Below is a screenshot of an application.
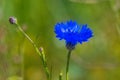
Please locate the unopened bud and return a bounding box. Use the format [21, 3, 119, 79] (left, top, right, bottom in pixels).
[59, 72, 63, 80]
[39, 47, 44, 53]
[9, 17, 17, 24]
[59, 72, 62, 76]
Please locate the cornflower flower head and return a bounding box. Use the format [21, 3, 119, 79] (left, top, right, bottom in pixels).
[54, 20, 93, 50]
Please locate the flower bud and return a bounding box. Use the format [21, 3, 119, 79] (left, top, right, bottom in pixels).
[9, 17, 17, 24]
[59, 72, 63, 80]
[39, 47, 44, 53]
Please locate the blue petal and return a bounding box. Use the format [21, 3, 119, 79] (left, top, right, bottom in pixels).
[54, 20, 93, 49]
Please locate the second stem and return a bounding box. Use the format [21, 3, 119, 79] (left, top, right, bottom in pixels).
[16, 24, 50, 80]
[66, 50, 72, 80]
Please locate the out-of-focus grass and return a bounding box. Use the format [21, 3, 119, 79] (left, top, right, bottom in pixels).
[0, 0, 120, 80]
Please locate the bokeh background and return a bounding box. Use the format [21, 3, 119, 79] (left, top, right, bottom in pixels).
[0, 0, 120, 80]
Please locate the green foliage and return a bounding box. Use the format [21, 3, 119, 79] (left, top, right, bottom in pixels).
[7, 76, 22, 80]
[0, 0, 120, 80]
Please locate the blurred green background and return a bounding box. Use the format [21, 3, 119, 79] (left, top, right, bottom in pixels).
[0, 0, 120, 80]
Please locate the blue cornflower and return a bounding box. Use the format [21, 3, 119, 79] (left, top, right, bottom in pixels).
[54, 20, 93, 50]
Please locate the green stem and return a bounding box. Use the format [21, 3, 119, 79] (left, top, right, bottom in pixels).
[66, 50, 72, 80]
[16, 24, 50, 80]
